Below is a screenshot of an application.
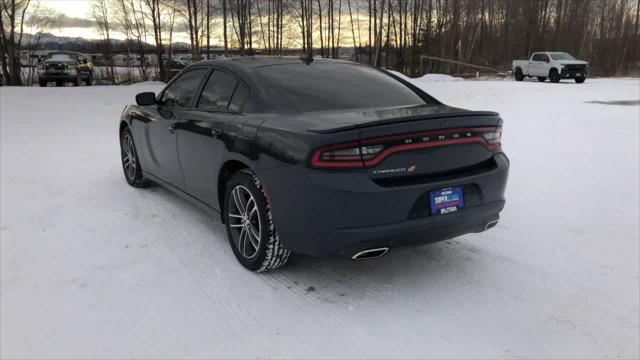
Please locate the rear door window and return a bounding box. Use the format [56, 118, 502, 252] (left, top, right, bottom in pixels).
[197, 70, 239, 111]
[161, 68, 208, 108]
[228, 83, 249, 112]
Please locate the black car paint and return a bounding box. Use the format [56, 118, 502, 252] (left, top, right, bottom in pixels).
[121, 57, 509, 258]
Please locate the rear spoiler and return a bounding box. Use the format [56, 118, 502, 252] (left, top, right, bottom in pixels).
[308, 111, 500, 134]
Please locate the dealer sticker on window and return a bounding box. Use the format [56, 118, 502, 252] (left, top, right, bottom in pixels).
[429, 187, 464, 215]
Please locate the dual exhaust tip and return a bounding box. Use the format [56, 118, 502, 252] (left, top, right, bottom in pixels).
[351, 247, 389, 260]
[351, 220, 499, 260]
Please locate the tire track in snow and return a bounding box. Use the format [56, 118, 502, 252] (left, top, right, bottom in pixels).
[127, 186, 258, 336]
[410, 238, 604, 346]
[304, 258, 390, 300]
[258, 271, 366, 330]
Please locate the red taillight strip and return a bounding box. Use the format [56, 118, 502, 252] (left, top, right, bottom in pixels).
[363, 137, 493, 167]
[310, 141, 363, 168]
[310, 127, 501, 169]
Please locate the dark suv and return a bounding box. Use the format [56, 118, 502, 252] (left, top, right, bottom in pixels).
[38, 51, 94, 87]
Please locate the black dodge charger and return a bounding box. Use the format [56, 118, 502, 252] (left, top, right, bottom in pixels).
[119, 57, 509, 272]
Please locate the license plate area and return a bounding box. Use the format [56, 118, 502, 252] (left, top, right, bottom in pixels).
[429, 187, 464, 215]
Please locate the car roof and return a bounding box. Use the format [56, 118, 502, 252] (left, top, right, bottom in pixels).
[198, 56, 356, 68]
[178, 56, 411, 113]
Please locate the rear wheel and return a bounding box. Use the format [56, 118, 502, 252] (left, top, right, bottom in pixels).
[120, 127, 152, 188]
[575, 76, 586, 84]
[537, 77, 546, 82]
[514, 68, 524, 81]
[224, 169, 290, 272]
[549, 69, 561, 83]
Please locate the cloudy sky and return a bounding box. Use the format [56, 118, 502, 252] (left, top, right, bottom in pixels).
[32, 0, 364, 47]
[38, 0, 97, 37]
[34, 0, 197, 43]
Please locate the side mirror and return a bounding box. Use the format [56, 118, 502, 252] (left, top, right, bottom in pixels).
[136, 92, 156, 106]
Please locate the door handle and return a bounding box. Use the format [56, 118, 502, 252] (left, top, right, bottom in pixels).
[211, 128, 223, 138]
[168, 124, 176, 133]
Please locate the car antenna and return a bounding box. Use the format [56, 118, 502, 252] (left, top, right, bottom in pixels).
[299, 52, 313, 65]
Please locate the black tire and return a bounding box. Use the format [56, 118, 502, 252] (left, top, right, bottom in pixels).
[55, 80, 63, 87]
[224, 169, 291, 272]
[575, 77, 586, 84]
[537, 77, 546, 82]
[85, 72, 93, 86]
[514, 68, 524, 81]
[120, 126, 152, 188]
[549, 69, 561, 83]
[39, 79, 47, 87]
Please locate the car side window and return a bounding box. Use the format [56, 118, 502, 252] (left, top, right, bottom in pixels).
[532, 54, 543, 61]
[540, 54, 550, 62]
[229, 83, 249, 112]
[197, 70, 238, 111]
[161, 68, 208, 108]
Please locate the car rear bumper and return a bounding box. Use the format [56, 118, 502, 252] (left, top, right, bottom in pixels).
[258, 152, 510, 258]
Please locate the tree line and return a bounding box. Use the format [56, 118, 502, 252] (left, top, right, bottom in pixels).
[1, 0, 639, 85]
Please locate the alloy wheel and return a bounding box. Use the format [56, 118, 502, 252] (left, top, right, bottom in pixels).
[121, 134, 137, 181]
[228, 185, 262, 259]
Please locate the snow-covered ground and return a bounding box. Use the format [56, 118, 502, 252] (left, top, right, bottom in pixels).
[1, 77, 639, 359]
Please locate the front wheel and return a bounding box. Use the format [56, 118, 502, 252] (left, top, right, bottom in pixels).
[575, 77, 586, 84]
[224, 169, 291, 272]
[120, 127, 152, 188]
[549, 69, 561, 83]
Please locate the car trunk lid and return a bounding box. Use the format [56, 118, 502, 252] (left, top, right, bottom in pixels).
[308, 105, 502, 182]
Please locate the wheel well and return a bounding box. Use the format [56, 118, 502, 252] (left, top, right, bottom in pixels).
[119, 121, 128, 134]
[549, 68, 559, 75]
[218, 160, 249, 219]
[515, 67, 522, 72]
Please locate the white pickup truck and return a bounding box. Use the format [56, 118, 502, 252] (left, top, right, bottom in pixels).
[512, 52, 589, 83]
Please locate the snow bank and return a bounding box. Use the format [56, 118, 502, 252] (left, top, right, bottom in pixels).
[414, 73, 464, 81]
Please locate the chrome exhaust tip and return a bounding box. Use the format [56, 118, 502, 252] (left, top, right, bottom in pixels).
[351, 247, 389, 260]
[485, 220, 499, 230]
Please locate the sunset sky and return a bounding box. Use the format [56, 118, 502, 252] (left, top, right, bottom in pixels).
[34, 0, 198, 43]
[30, 0, 366, 47]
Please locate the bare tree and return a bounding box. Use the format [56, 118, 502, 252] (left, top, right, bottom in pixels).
[142, 0, 166, 80]
[0, 0, 31, 85]
[91, 0, 116, 83]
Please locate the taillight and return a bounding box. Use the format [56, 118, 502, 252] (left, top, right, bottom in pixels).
[481, 127, 502, 150]
[310, 127, 502, 169]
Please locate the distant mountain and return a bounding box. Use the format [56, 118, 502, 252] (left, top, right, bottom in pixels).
[20, 32, 151, 53]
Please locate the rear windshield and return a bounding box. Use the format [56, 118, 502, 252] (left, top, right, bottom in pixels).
[255, 62, 427, 112]
[549, 53, 575, 61]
